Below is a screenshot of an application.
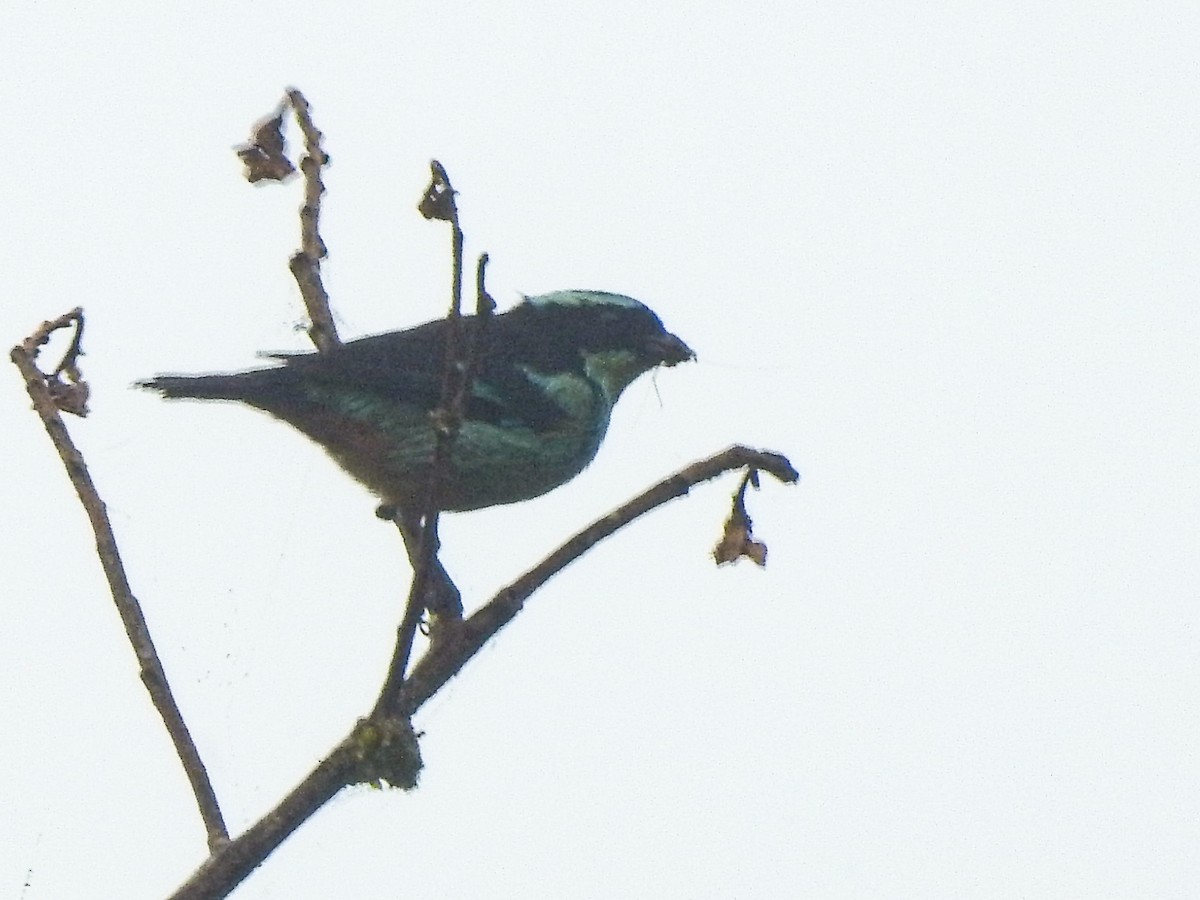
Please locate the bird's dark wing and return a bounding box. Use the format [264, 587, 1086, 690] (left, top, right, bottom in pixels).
[279, 312, 574, 432]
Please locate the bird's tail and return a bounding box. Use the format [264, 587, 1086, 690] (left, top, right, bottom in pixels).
[137, 370, 280, 402]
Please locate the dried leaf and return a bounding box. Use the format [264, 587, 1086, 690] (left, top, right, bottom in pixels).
[237, 110, 295, 183]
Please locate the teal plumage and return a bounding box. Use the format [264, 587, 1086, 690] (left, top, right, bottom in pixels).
[140, 291, 693, 511]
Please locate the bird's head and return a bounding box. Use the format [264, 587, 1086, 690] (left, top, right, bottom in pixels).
[516, 290, 694, 403]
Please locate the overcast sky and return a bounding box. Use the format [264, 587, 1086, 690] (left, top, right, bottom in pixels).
[3, 3, 1198, 898]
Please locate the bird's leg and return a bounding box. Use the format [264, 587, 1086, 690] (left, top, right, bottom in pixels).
[390, 507, 464, 622]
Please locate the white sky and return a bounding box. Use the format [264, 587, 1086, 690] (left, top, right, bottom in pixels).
[2, 3, 1198, 898]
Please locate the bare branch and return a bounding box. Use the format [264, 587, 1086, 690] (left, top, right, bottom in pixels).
[286, 89, 337, 353]
[399, 446, 799, 713]
[164, 442, 795, 898]
[239, 90, 338, 352]
[11, 312, 229, 851]
[166, 714, 420, 899]
[374, 165, 483, 720]
[167, 737, 354, 900]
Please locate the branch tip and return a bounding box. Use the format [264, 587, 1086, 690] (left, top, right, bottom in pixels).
[12, 308, 90, 417]
[418, 159, 459, 223]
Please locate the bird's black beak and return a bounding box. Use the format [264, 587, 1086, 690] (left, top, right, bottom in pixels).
[649, 332, 696, 367]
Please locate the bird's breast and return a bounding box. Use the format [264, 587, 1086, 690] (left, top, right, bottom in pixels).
[279, 377, 612, 511]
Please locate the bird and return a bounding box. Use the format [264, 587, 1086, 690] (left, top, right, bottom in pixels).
[140, 290, 694, 513]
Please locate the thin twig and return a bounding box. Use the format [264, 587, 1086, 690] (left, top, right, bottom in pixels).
[372, 161, 474, 719]
[285, 88, 338, 352]
[379, 255, 497, 666]
[238, 90, 338, 352]
[11, 311, 229, 851]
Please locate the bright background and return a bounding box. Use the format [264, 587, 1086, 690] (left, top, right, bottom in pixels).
[3, 3, 1198, 898]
